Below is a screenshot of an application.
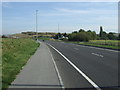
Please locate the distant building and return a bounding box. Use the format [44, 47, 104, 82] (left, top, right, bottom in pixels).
[113, 33, 119, 37]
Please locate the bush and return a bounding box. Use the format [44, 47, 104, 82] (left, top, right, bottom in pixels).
[68, 32, 90, 42]
[2, 35, 8, 38]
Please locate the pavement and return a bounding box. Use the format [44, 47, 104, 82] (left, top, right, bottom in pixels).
[9, 41, 63, 89]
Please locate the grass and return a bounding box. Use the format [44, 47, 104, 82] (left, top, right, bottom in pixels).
[38, 37, 62, 41]
[11, 34, 32, 38]
[2, 38, 40, 90]
[70, 40, 120, 50]
[38, 37, 51, 40]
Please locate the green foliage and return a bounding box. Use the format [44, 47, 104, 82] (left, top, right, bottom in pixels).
[70, 40, 120, 50]
[68, 26, 119, 42]
[102, 31, 108, 40]
[87, 31, 97, 40]
[68, 29, 97, 42]
[63, 33, 68, 37]
[99, 26, 103, 38]
[2, 35, 8, 38]
[38, 37, 51, 40]
[79, 29, 85, 32]
[76, 32, 89, 41]
[2, 38, 39, 89]
[99, 26, 118, 40]
[72, 31, 78, 33]
[107, 32, 117, 40]
[54, 33, 63, 39]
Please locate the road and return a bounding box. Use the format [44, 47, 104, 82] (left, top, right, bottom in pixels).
[45, 40, 119, 90]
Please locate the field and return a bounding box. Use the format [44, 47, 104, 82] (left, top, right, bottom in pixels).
[77, 40, 120, 50]
[2, 38, 39, 89]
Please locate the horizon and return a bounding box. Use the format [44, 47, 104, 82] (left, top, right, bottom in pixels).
[2, 2, 118, 35]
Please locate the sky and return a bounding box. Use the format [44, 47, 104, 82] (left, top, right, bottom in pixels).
[2, 2, 118, 35]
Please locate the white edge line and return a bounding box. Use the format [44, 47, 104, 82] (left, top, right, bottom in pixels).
[47, 45, 65, 89]
[48, 43, 101, 90]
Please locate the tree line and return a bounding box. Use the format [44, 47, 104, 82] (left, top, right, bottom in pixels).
[54, 26, 120, 42]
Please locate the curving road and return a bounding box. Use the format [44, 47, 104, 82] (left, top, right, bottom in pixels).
[46, 40, 119, 90]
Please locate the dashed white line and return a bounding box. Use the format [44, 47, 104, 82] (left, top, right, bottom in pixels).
[48, 43, 101, 90]
[74, 48, 79, 50]
[92, 53, 104, 58]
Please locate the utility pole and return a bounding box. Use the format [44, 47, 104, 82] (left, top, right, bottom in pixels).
[36, 10, 38, 41]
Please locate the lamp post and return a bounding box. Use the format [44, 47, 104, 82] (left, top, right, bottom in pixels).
[58, 23, 59, 39]
[36, 10, 38, 41]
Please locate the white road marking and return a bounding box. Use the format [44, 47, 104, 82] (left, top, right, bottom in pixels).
[48, 43, 101, 90]
[92, 53, 104, 58]
[74, 48, 79, 50]
[75, 44, 119, 53]
[47, 46, 65, 89]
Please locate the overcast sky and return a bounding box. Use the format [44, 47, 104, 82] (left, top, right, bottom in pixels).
[2, 2, 118, 35]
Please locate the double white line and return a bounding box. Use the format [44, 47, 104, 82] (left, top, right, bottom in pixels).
[48, 43, 101, 90]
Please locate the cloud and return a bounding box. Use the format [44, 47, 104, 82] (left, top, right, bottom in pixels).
[38, 8, 90, 17]
[2, 2, 12, 8]
[39, 13, 67, 16]
[55, 8, 91, 14]
[55, 7, 117, 15]
[38, 7, 117, 21]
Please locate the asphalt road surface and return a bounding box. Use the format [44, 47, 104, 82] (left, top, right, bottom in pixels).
[45, 40, 119, 90]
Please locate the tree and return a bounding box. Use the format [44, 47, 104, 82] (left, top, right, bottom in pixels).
[87, 30, 97, 40]
[102, 31, 108, 40]
[54, 33, 62, 39]
[68, 32, 90, 42]
[77, 32, 89, 41]
[63, 33, 67, 37]
[72, 31, 78, 33]
[99, 26, 108, 40]
[92, 31, 97, 40]
[99, 26, 103, 39]
[68, 33, 77, 41]
[2, 35, 7, 38]
[79, 29, 85, 32]
[107, 32, 117, 40]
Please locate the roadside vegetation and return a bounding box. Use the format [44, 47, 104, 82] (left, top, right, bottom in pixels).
[8, 26, 120, 50]
[55, 26, 120, 50]
[38, 37, 52, 40]
[2, 38, 39, 89]
[70, 40, 120, 50]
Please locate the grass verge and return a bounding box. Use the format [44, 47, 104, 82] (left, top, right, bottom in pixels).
[69, 40, 120, 50]
[2, 38, 39, 90]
